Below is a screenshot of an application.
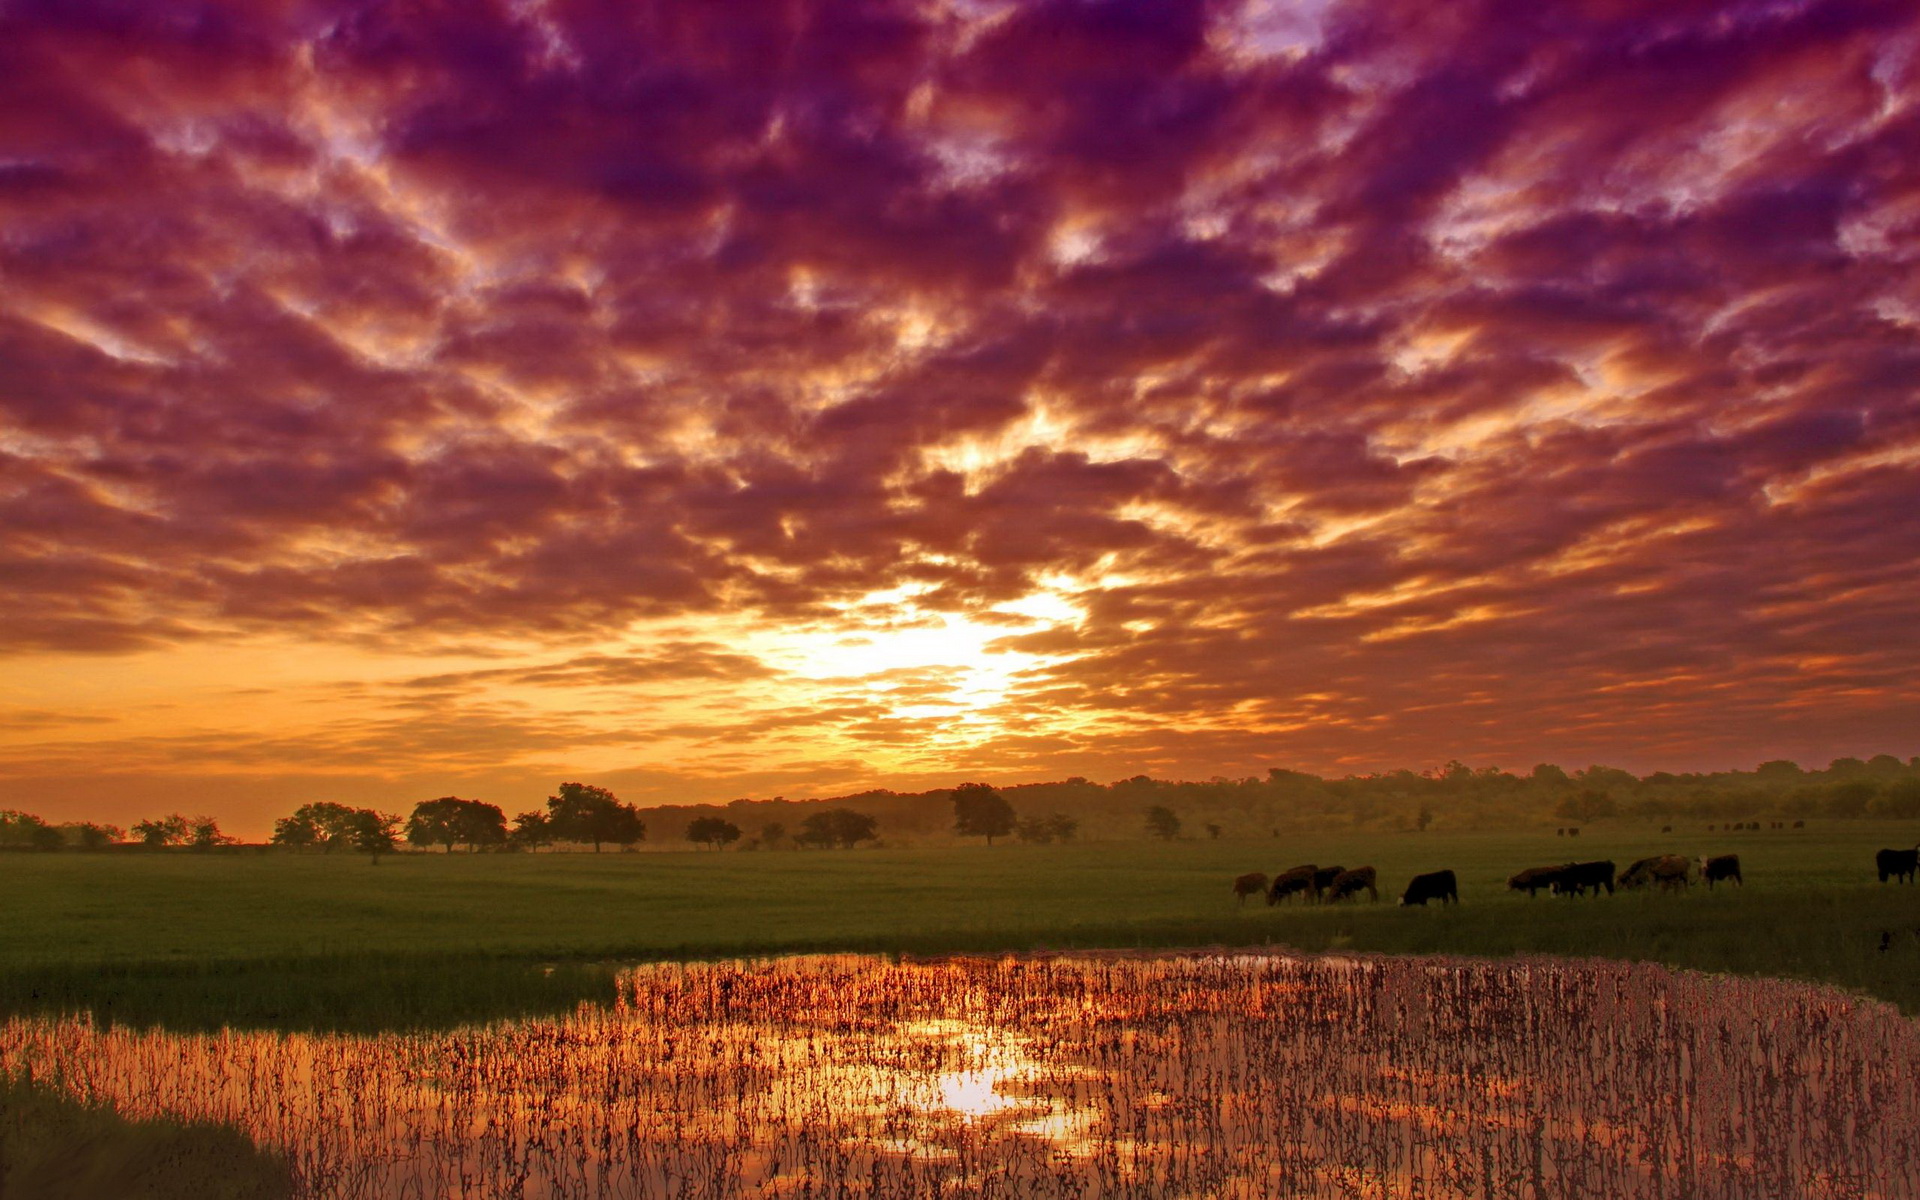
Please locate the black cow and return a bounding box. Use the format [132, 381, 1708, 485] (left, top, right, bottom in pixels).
[1326, 866, 1378, 903]
[1554, 860, 1615, 897]
[1400, 869, 1458, 906]
[1232, 872, 1269, 905]
[1267, 864, 1318, 904]
[1876, 847, 1919, 885]
[1311, 865, 1346, 900]
[1701, 854, 1742, 888]
[1508, 865, 1565, 897]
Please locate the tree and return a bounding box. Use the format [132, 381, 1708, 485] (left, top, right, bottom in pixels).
[686, 816, 742, 849]
[545, 782, 645, 852]
[1015, 813, 1079, 844]
[346, 809, 402, 862]
[759, 820, 786, 849]
[796, 808, 879, 849]
[188, 815, 233, 852]
[1145, 805, 1181, 840]
[131, 813, 189, 848]
[508, 810, 552, 851]
[62, 822, 122, 851]
[273, 802, 364, 852]
[1, 810, 64, 852]
[272, 812, 319, 849]
[1554, 789, 1618, 823]
[407, 796, 508, 852]
[951, 782, 1015, 844]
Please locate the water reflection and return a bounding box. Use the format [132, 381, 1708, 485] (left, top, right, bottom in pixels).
[3, 952, 1916, 1198]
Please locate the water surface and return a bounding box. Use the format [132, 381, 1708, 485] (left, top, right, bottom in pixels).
[4, 952, 1915, 1198]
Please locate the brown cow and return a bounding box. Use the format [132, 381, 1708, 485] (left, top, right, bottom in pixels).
[1619, 855, 1691, 891]
[1326, 866, 1378, 903]
[1267, 864, 1318, 905]
[1508, 865, 1565, 897]
[1232, 871, 1269, 905]
[1311, 865, 1346, 900]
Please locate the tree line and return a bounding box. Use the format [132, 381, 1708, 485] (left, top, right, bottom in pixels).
[4, 753, 1917, 855]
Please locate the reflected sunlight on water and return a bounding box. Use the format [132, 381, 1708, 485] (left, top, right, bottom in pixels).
[3, 952, 1917, 1199]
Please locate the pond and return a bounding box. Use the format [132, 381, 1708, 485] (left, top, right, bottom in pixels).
[3, 952, 1916, 1198]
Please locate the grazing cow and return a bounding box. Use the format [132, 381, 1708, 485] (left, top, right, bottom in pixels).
[1618, 857, 1659, 889]
[1793, 820, 1804, 829]
[1701, 854, 1742, 888]
[1326, 866, 1378, 903]
[1554, 860, 1616, 897]
[1660, 825, 1672, 834]
[1508, 865, 1565, 897]
[1555, 828, 1565, 837]
[1567, 827, 1580, 837]
[1232, 871, 1269, 905]
[1312, 865, 1346, 899]
[1876, 847, 1919, 885]
[1619, 855, 1690, 891]
[1650, 855, 1692, 890]
[1400, 869, 1458, 906]
[1267, 864, 1318, 904]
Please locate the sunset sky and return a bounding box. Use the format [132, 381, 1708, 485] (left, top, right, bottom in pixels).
[3, 0, 1919, 836]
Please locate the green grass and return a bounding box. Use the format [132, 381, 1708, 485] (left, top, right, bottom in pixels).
[0, 1071, 290, 1199]
[2, 821, 1918, 1028]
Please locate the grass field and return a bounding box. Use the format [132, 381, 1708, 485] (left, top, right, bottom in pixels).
[3, 821, 1918, 1027]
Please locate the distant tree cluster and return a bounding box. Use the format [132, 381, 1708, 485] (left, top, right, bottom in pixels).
[10, 754, 1920, 859]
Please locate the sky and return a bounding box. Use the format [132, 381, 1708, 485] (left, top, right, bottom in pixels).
[3, 0, 1918, 836]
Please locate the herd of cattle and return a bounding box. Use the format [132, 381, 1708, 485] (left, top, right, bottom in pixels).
[1231, 843, 1920, 907]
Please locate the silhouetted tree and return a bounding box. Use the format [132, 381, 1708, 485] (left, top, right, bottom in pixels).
[273, 802, 364, 852]
[346, 809, 402, 863]
[1145, 805, 1181, 840]
[508, 810, 552, 851]
[407, 796, 508, 852]
[0, 810, 64, 852]
[62, 822, 122, 850]
[187, 815, 233, 852]
[759, 820, 786, 849]
[796, 808, 878, 849]
[545, 782, 645, 852]
[951, 782, 1015, 844]
[686, 817, 742, 849]
[131, 813, 189, 848]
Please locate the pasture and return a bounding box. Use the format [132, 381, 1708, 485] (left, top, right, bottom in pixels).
[2, 820, 1919, 1027]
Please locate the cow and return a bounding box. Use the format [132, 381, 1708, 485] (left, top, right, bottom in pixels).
[1701, 854, 1742, 888]
[1326, 866, 1378, 903]
[1618, 855, 1690, 891]
[1400, 869, 1458, 906]
[1311, 865, 1346, 900]
[1792, 820, 1805, 829]
[1650, 855, 1692, 890]
[1660, 825, 1672, 834]
[1567, 827, 1580, 837]
[1876, 847, 1919, 885]
[1617, 857, 1658, 889]
[1554, 860, 1615, 897]
[1556, 828, 1565, 837]
[1267, 864, 1318, 904]
[1508, 865, 1565, 897]
[1232, 871, 1269, 905]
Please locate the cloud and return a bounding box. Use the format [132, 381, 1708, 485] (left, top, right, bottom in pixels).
[1, 0, 1917, 825]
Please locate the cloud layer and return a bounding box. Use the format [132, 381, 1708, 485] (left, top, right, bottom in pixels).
[3, 0, 1918, 825]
